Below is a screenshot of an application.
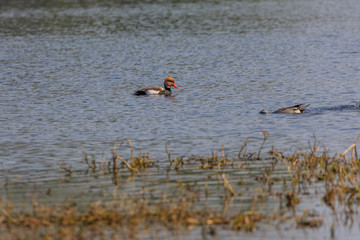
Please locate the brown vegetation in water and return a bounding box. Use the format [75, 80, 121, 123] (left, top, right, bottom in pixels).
[1, 134, 360, 239]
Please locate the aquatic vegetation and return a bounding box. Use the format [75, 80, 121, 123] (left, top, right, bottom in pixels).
[1, 136, 360, 239]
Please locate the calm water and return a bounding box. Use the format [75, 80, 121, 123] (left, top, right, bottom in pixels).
[1, 0, 360, 184]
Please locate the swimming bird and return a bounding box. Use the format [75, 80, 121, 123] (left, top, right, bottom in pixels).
[134, 77, 179, 96]
[260, 104, 310, 114]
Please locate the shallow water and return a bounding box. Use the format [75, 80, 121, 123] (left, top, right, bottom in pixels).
[1, 0, 360, 237]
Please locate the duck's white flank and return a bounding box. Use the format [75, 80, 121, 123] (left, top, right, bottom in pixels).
[146, 89, 163, 95]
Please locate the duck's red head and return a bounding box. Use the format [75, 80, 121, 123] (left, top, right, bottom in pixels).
[164, 77, 179, 89]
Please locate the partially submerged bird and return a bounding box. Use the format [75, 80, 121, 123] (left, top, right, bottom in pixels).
[134, 77, 179, 96]
[260, 104, 310, 114]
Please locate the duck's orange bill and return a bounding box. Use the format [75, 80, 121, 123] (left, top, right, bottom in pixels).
[173, 83, 179, 89]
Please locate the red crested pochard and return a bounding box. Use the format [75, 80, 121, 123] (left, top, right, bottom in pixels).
[134, 77, 179, 96]
[260, 104, 310, 114]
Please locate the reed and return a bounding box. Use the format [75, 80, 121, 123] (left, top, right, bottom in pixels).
[3, 135, 360, 239]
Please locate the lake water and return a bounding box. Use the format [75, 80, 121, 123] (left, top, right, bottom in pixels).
[2, 0, 360, 179]
[1, 0, 360, 238]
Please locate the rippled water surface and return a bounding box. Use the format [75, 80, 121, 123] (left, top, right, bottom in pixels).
[1, 0, 360, 189]
[2, 0, 360, 239]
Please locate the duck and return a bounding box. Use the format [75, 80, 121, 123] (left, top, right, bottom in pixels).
[134, 77, 179, 96]
[260, 104, 310, 114]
